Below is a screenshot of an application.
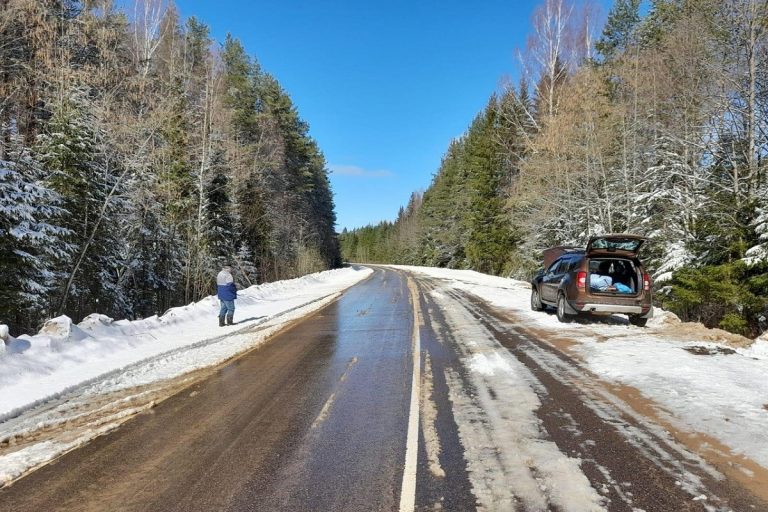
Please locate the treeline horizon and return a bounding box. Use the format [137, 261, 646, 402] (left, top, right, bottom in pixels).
[1, 0, 340, 334]
[340, 0, 768, 338]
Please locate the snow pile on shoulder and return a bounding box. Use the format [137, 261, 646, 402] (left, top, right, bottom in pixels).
[0, 266, 372, 421]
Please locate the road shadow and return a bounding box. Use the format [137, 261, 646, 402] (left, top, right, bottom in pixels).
[5, 337, 32, 354]
[233, 316, 265, 325]
[541, 308, 630, 326]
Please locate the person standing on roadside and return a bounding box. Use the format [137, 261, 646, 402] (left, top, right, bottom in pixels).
[216, 266, 237, 326]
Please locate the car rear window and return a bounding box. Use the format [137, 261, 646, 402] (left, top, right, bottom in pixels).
[590, 237, 643, 252]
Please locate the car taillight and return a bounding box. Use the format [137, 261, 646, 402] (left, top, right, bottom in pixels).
[643, 273, 651, 291]
[577, 271, 587, 290]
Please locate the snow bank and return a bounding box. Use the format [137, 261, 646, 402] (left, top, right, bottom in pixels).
[0, 267, 372, 421]
[580, 336, 768, 467]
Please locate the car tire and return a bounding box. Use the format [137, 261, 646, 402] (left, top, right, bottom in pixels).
[556, 294, 573, 323]
[531, 288, 543, 311]
[629, 315, 648, 327]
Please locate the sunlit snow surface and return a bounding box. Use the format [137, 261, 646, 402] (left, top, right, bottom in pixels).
[395, 265, 768, 470]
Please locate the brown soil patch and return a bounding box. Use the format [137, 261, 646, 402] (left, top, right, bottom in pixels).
[525, 325, 581, 355]
[651, 323, 753, 348]
[683, 345, 737, 356]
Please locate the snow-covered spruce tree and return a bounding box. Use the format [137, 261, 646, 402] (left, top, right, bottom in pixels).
[153, 78, 196, 311]
[631, 136, 701, 282]
[204, 147, 237, 268]
[233, 243, 259, 288]
[0, 138, 71, 333]
[745, 205, 768, 264]
[115, 170, 177, 320]
[35, 90, 126, 321]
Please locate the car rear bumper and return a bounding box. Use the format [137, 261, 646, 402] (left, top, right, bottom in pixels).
[577, 303, 652, 316]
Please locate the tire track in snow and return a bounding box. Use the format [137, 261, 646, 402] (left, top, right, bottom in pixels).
[448, 285, 767, 512]
[417, 277, 606, 512]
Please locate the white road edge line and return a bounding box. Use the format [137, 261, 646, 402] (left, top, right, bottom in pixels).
[400, 276, 422, 512]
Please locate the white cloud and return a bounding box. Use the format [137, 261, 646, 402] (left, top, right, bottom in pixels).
[329, 164, 393, 178]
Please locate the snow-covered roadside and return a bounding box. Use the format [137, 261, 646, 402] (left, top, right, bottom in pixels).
[392, 265, 768, 470]
[0, 266, 372, 422]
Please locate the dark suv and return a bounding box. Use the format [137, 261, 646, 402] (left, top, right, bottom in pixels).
[530, 234, 653, 326]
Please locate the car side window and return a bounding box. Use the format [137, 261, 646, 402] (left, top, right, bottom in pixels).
[546, 259, 561, 275]
[554, 259, 569, 274]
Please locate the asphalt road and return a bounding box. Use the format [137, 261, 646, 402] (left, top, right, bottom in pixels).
[1, 266, 766, 512]
[0, 268, 420, 512]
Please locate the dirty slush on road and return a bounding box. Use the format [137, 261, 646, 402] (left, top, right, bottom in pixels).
[410, 272, 768, 512]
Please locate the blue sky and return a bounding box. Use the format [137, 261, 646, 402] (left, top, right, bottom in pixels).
[173, 0, 609, 231]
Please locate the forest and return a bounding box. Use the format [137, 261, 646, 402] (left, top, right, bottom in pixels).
[1, 0, 340, 334]
[340, 0, 768, 337]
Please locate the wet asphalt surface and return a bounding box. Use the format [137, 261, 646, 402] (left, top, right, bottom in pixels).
[0, 268, 423, 512]
[1, 266, 767, 511]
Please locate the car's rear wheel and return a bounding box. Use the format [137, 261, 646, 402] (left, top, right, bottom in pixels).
[629, 315, 648, 327]
[531, 288, 543, 311]
[556, 294, 573, 323]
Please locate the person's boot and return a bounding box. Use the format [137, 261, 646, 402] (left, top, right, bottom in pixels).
[226, 314, 234, 326]
[219, 316, 225, 327]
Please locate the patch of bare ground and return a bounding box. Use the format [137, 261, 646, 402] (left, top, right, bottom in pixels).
[525, 325, 581, 354]
[683, 345, 737, 356]
[648, 310, 754, 348]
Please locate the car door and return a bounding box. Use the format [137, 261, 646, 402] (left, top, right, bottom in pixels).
[540, 258, 565, 303]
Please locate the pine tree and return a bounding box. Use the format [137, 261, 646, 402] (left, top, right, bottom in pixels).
[205, 147, 237, 267]
[595, 0, 642, 61]
[221, 35, 261, 141]
[419, 140, 471, 268]
[0, 140, 70, 332]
